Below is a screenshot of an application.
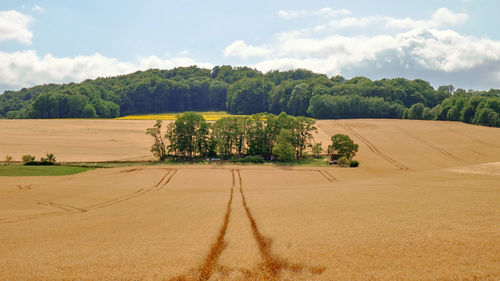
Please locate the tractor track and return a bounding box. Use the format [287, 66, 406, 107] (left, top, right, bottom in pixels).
[11, 185, 32, 193]
[37, 201, 87, 212]
[237, 169, 326, 278]
[171, 169, 325, 280]
[440, 124, 500, 149]
[84, 168, 174, 210]
[197, 169, 235, 281]
[342, 123, 409, 170]
[170, 169, 236, 281]
[395, 126, 462, 161]
[318, 170, 339, 183]
[157, 169, 177, 191]
[0, 168, 175, 225]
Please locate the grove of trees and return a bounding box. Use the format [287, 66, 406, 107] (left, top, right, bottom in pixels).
[1, 65, 498, 127]
[146, 112, 317, 161]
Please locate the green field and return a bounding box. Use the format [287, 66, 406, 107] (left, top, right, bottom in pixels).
[0, 165, 94, 177]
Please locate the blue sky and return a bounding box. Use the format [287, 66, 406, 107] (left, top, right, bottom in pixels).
[1, 0, 500, 93]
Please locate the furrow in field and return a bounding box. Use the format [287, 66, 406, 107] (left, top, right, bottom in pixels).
[342, 123, 409, 170]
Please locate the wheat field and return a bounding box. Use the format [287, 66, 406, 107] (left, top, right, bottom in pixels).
[0, 119, 499, 280]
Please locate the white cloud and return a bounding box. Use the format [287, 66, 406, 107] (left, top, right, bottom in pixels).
[0, 51, 213, 92]
[0, 10, 33, 44]
[278, 9, 308, 20]
[398, 29, 500, 72]
[32, 5, 44, 12]
[314, 8, 351, 18]
[431, 7, 468, 26]
[329, 8, 468, 30]
[224, 7, 500, 89]
[224, 40, 271, 59]
[278, 8, 351, 20]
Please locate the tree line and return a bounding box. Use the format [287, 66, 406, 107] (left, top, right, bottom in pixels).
[147, 112, 317, 161]
[1, 65, 498, 127]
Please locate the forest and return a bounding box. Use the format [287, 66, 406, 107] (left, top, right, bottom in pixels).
[0, 65, 498, 127]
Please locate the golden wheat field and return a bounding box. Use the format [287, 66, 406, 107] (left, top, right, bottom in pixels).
[0, 119, 499, 280]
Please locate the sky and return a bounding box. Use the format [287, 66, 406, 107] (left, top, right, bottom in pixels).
[1, 0, 500, 93]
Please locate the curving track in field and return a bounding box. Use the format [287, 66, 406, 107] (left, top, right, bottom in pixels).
[237, 169, 326, 278]
[171, 169, 325, 280]
[0, 168, 177, 225]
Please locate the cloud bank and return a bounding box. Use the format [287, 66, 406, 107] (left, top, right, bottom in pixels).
[225, 7, 500, 90]
[0, 50, 213, 92]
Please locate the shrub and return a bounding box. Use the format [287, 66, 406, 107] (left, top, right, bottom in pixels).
[338, 156, 350, 167]
[41, 153, 56, 164]
[349, 160, 360, 167]
[5, 155, 12, 166]
[234, 156, 265, 163]
[311, 142, 323, 158]
[22, 155, 35, 164]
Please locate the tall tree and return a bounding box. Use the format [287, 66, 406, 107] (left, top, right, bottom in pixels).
[329, 134, 359, 160]
[146, 120, 168, 160]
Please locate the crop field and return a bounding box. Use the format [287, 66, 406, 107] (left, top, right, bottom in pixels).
[116, 111, 244, 121]
[0, 119, 499, 280]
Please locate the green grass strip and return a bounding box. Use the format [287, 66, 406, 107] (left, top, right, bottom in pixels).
[0, 165, 94, 177]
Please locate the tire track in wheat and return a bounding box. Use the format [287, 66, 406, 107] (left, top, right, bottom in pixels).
[236, 169, 326, 278]
[0, 168, 174, 225]
[342, 123, 409, 170]
[157, 169, 177, 191]
[170, 169, 235, 281]
[437, 123, 500, 149]
[197, 169, 235, 280]
[318, 170, 339, 183]
[395, 126, 462, 161]
[37, 201, 87, 212]
[6, 185, 33, 194]
[84, 168, 173, 210]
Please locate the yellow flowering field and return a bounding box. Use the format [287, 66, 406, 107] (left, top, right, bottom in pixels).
[116, 111, 246, 121]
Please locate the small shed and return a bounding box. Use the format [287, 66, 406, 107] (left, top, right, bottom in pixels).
[329, 153, 340, 165]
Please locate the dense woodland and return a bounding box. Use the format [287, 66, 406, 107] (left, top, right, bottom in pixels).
[0, 66, 499, 127]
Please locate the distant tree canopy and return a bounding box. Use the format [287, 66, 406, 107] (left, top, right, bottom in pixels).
[0, 65, 499, 127]
[147, 112, 317, 161]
